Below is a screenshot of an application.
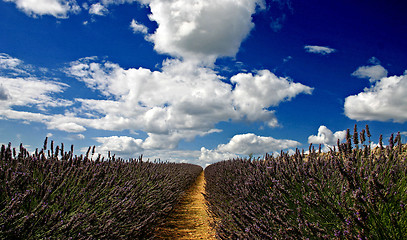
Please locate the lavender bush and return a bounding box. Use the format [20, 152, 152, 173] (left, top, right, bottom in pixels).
[205, 127, 407, 239]
[0, 140, 202, 239]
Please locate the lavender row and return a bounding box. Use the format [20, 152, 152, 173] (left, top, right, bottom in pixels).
[0, 140, 202, 239]
[205, 127, 407, 239]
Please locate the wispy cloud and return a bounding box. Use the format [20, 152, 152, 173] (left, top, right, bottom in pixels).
[304, 45, 336, 55]
[130, 19, 148, 34]
[270, 14, 286, 32]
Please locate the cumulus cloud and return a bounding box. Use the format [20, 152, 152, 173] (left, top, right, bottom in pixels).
[345, 72, 407, 122]
[66, 59, 235, 147]
[1, 46, 312, 151]
[143, 149, 202, 164]
[198, 133, 300, 164]
[352, 64, 388, 83]
[231, 70, 313, 127]
[144, 0, 265, 63]
[95, 136, 144, 154]
[199, 147, 238, 165]
[66, 58, 236, 134]
[130, 19, 148, 34]
[76, 0, 265, 64]
[4, 0, 80, 18]
[308, 125, 346, 150]
[90, 135, 203, 163]
[89, 3, 108, 16]
[304, 45, 336, 55]
[218, 133, 300, 155]
[63, 57, 313, 148]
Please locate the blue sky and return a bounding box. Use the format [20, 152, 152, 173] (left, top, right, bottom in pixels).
[1, 0, 406, 166]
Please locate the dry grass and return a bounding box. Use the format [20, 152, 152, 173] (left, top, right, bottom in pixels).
[155, 171, 216, 239]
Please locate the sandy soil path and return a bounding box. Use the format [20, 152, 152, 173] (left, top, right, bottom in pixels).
[155, 171, 216, 239]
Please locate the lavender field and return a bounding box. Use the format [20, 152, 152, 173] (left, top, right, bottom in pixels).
[205, 127, 407, 239]
[0, 140, 202, 239]
[1, 127, 407, 240]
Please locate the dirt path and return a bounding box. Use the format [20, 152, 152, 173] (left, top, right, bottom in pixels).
[155, 171, 217, 239]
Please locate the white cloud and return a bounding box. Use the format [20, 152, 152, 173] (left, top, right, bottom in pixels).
[66, 58, 237, 137]
[81, 0, 267, 64]
[199, 147, 238, 165]
[95, 136, 144, 154]
[0, 109, 90, 133]
[217, 133, 300, 155]
[48, 121, 86, 132]
[304, 45, 336, 55]
[89, 3, 108, 16]
[198, 133, 300, 164]
[231, 70, 313, 127]
[144, 0, 265, 63]
[68, 133, 85, 140]
[142, 149, 202, 164]
[0, 53, 23, 70]
[130, 19, 148, 34]
[0, 77, 70, 110]
[352, 64, 388, 83]
[0, 54, 87, 133]
[0, 53, 50, 77]
[89, 135, 204, 164]
[64, 57, 312, 148]
[0, 53, 31, 76]
[308, 125, 346, 150]
[0, 52, 311, 151]
[0, 76, 71, 110]
[345, 72, 407, 122]
[4, 0, 80, 18]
